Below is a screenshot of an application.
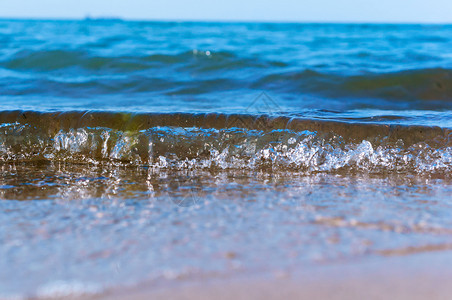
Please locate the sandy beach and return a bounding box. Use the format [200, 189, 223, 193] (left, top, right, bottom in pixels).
[91, 251, 452, 300]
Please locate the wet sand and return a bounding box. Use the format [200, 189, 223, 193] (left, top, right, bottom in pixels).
[2, 165, 452, 299]
[93, 251, 452, 300]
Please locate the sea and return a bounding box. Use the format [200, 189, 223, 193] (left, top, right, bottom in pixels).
[1, 19, 452, 299]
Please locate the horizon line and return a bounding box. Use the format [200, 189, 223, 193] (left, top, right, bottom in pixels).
[0, 16, 451, 25]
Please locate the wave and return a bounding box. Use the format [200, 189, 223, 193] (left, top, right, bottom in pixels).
[255, 68, 452, 103]
[1, 111, 451, 174]
[1, 49, 282, 73]
[2, 49, 452, 104]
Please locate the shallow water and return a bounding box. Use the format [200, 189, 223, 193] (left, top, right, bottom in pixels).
[2, 164, 452, 298]
[1, 20, 452, 299]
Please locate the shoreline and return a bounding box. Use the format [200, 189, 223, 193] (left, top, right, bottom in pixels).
[89, 251, 452, 300]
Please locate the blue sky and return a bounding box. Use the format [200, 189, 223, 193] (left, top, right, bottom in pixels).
[2, 0, 452, 23]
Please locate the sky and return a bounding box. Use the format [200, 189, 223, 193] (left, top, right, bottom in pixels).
[1, 0, 452, 23]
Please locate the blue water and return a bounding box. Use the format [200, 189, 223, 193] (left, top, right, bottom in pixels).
[1, 20, 452, 299]
[1, 20, 452, 172]
[1, 20, 452, 115]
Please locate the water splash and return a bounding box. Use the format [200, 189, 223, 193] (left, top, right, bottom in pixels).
[1, 118, 451, 174]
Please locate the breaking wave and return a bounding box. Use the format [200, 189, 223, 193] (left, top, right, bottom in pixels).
[1, 111, 451, 174]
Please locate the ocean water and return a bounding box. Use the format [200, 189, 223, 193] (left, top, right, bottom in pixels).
[1, 19, 452, 298]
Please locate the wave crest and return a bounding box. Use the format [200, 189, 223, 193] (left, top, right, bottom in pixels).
[1, 111, 451, 174]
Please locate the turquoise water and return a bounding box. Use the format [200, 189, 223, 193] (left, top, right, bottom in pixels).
[1, 20, 452, 299]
